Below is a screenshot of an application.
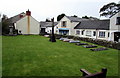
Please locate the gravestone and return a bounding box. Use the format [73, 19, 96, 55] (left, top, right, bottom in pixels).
[83, 45, 97, 48]
[90, 47, 108, 51]
[76, 43, 88, 46]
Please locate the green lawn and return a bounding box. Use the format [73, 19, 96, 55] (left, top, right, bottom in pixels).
[0, 36, 2, 77]
[2, 35, 118, 76]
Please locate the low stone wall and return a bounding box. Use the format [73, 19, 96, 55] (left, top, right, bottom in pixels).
[55, 34, 120, 50]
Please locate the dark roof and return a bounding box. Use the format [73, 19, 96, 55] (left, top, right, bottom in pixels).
[40, 21, 58, 27]
[66, 16, 89, 22]
[74, 20, 110, 30]
[8, 12, 25, 24]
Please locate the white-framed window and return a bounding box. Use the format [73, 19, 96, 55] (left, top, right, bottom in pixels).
[56, 30, 58, 32]
[93, 31, 96, 36]
[86, 30, 91, 36]
[76, 30, 80, 35]
[99, 31, 105, 38]
[61, 21, 67, 27]
[116, 17, 120, 25]
[50, 30, 52, 33]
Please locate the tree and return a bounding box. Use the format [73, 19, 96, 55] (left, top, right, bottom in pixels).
[82, 16, 89, 19]
[71, 15, 78, 17]
[45, 18, 51, 22]
[2, 14, 9, 34]
[82, 16, 99, 20]
[99, 2, 120, 18]
[57, 13, 66, 21]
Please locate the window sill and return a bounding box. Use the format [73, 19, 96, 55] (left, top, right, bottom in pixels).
[86, 35, 91, 37]
[99, 37, 105, 38]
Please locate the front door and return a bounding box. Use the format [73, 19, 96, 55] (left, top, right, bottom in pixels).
[114, 32, 120, 42]
[41, 28, 46, 33]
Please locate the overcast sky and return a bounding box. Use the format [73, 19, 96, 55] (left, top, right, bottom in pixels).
[0, 0, 120, 21]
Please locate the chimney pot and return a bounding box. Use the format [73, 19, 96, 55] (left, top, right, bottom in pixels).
[26, 9, 31, 16]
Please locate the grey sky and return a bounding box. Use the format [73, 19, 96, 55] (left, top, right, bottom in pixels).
[0, 0, 120, 21]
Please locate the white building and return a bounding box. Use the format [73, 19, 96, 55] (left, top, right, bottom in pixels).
[74, 12, 120, 42]
[56, 16, 88, 35]
[55, 13, 120, 42]
[74, 20, 110, 41]
[40, 21, 58, 34]
[8, 10, 40, 35]
[109, 12, 120, 42]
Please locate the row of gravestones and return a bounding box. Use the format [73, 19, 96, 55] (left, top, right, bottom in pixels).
[59, 37, 108, 51]
[75, 43, 108, 51]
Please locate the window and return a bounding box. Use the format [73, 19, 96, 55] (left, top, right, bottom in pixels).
[62, 21, 67, 27]
[81, 30, 84, 35]
[93, 31, 96, 36]
[56, 30, 58, 32]
[108, 32, 109, 37]
[50, 30, 52, 33]
[99, 32, 105, 38]
[19, 30, 22, 34]
[116, 17, 120, 25]
[86, 31, 91, 36]
[76, 30, 80, 35]
[19, 30, 21, 33]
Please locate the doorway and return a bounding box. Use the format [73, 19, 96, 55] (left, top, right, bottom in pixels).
[114, 32, 120, 42]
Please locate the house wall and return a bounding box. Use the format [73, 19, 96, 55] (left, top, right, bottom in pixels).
[110, 12, 120, 30]
[75, 29, 97, 38]
[46, 26, 57, 34]
[16, 16, 40, 34]
[30, 16, 40, 34]
[56, 16, 79, 35]
[109, 12, 120, 41]
[75, 29, 110, 41]
[70, 22, 79, 35]
[16, 16, 28, 34]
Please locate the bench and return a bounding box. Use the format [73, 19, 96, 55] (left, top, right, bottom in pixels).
[80, 68, 107, 78]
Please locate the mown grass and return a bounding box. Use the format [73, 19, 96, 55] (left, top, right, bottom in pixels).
[2, 35, 118, 76]
[0, 36, 2, 77]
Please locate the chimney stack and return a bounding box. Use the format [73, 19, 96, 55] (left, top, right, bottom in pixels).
[19, 14, 23, 18]
[26, 9, 31, 16]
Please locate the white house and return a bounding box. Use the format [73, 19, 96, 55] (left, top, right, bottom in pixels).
[109, 12, 120, 42]
[74, 12, 120, 42]
[8, 10, 40, 35]
[56, 16, 89, 35]
[40, 21, 58, 34]
[74, 20, 110, 41]
[55, 13, 120, 42]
